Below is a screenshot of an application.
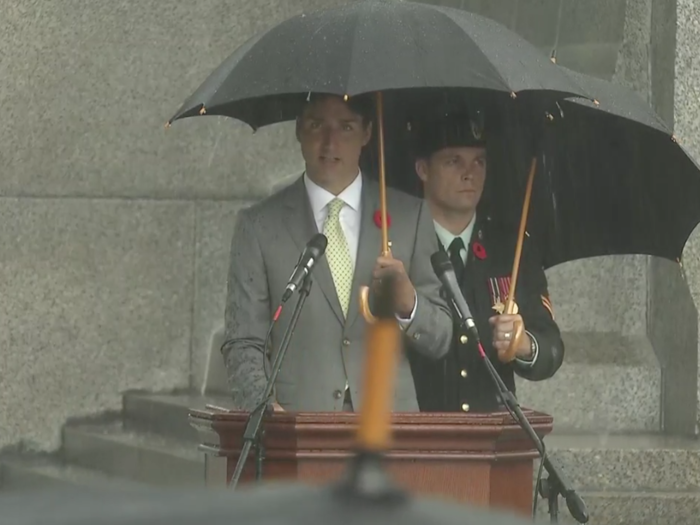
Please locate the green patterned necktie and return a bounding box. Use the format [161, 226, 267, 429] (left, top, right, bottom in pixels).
[323, 198, 354, 317]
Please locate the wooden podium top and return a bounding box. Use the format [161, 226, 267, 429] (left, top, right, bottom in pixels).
[189, 408, 553, 460]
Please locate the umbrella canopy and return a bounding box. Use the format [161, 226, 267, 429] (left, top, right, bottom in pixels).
[2, 483, 537, 525]
[373, 71, 700, 268]
[167, 0, 590, 129]
[534, 69, 700, 266]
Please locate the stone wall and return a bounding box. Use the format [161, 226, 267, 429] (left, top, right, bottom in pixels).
[2, 0, 698, 450]
[673, 0, 700, 432]
[0, 0, 345, 450]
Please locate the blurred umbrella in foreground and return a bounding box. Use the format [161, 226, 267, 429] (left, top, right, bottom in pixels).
[2, 277, 533, 525]
[1, 484, 534, 525]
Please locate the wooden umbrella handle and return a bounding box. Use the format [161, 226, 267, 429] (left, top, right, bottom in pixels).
[376, 92, 390, 256]
[500, 156, 537, 363]
[359, 286, 377, 324]
[360, 90, 390, 325]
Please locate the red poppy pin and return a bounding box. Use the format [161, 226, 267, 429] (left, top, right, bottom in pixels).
[373, 210, 391, 229]
[472, 241, 487, 260]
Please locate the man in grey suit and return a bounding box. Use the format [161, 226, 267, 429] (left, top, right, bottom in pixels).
[222, 93, 453, 413]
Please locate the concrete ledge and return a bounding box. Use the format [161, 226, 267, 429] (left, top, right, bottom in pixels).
[517, 331, 660, 432]
[62, 422, 203, 487]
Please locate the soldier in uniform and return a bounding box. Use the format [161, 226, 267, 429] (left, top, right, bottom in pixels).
[407, 111, 565, 413]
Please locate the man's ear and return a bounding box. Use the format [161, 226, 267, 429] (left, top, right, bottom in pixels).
[362, 121, 373, 146]
[295, 117, 302, 142]
[415, 158, 429, 183]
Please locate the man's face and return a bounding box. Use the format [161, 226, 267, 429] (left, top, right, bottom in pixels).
[416, 146, 487, 214]
[296, 96, 372, 190]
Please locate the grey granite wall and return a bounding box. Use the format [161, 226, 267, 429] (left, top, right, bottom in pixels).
[0, 0, 348, 451]
[2, 0, 697, 451]
[608, 0, 698, 436]
[673, 0, 700, 433]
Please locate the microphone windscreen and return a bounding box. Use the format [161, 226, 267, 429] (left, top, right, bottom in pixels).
[430, 250, 453, 277]
[309, 233, 328, 256]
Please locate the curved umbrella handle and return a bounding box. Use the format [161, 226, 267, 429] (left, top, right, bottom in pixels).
[359, 286, 377, 324]
[359, 90, 391, 325]
[359, 246, 392, 325]
[499, 309, 525, 363]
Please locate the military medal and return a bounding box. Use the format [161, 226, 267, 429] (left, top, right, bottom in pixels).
[488, 277, 518, 315]
[491, 299, 517, 314]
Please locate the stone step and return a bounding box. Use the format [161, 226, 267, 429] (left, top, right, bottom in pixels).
[0, 455, 145, 491]
[516, 332, 660, 432]
[122, 390, 233, 441]
[534, 490, 700, 525]
[541, 432, 700, 492]
[131, 335, 662, 438]
[59, 409, 700, 525]
[62, 420, 204, 487]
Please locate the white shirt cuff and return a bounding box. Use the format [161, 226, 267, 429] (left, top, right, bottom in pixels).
[396, 290, 418, 328]
[515, 330, 539, 367]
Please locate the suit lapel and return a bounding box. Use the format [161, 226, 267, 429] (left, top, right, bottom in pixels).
[346, 178, 381, 329]
[283, 177, 344, 324]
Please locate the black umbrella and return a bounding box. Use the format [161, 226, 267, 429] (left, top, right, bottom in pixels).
[166, 0, 592, 328]
[167, 0, 590, 129]
[378, 70, 700, 268]
[360, 71, 700, 362]
[523, 68, 700, 268]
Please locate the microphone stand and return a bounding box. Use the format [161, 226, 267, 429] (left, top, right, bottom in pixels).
[449, 299, 588, 524]
[228, 274, 314, 490]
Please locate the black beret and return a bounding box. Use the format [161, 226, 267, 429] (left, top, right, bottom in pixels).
[410, 110, 486, 159]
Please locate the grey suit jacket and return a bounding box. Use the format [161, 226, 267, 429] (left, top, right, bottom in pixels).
[222, 175, 453, 412]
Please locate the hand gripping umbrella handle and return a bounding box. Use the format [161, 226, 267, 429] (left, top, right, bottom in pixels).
[360, 90, 390, 325]
[500, 156, 537, 363]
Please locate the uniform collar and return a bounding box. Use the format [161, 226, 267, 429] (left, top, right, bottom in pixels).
[434, 213, 477, 250]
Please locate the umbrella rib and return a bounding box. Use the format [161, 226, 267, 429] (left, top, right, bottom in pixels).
[343, 8, 366, 94]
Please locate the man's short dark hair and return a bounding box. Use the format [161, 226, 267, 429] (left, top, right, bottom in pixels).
[299, 92, 375, 127]
[411, 111, 486, 160]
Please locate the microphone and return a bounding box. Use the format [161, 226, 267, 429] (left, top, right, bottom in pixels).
[430, 250, 479, 342]
[281, 233, 328, 303]
[230, 234, 325, 491]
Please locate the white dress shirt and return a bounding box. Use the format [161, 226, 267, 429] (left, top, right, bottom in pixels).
[434, 217, 476, 266]
[303, 172, 417, 325]
[432, 214, 538, 366]
[304, 171, 363, 265]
